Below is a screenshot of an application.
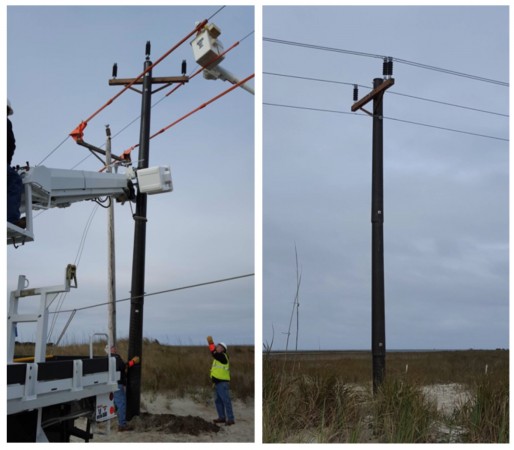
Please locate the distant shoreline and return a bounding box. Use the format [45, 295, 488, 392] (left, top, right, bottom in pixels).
[266, 348, 508, 355]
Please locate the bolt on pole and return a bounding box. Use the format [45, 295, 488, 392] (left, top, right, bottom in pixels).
[352, 74, 394, 394]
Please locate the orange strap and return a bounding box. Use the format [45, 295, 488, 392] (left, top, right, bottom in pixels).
[70, 121, 87, 142]
[152, 73, 255, 139]
[120, 73, 255, 159]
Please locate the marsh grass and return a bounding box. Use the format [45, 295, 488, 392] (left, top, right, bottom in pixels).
[263, 355, 369, 442]
[373, 377, 437, 442]
[457, 375, 509, 443]
[15, 338, 254, 401]
[263, 350, 508, 443]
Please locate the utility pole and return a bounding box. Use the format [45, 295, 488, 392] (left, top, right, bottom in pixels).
[351, 58, 394, 394]
[109, 41, 188, 419]
[106, 125, 117, 348]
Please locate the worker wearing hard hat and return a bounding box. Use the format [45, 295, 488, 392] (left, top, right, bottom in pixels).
[7, 99, 25, 228]
[207, 336, 235, 425]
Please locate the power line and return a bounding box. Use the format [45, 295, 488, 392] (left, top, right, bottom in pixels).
[38, 30, 253, 169]
[37, 135, 71, 166]
[264, 72, 508, 118]
[264, 102, 509, 142]
[53, 273, 255, 314]
[263, 38, 508, 87]
[208, 5, 226, 20]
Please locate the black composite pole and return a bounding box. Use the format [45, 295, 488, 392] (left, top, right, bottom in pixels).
[107, 42, 188, 420]
[371, 77, 386, 394]
[126, 44, 152, 420]
[351, 71, 394, 395]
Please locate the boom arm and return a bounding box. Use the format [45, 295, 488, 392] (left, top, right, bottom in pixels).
[22, 166, 134, 210]
[7, 164, 172, 246]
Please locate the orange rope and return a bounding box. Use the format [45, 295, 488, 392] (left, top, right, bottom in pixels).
[122, 73, 255, 157]
[70, 19, 208, 142]
[152, 73, 255, 139]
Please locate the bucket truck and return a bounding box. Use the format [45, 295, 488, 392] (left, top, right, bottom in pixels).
[7, 163, 172, 441]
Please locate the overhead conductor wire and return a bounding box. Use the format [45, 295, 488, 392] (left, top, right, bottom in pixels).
[119, 73, 255, 160]
[263, 38, 508, 87]
[69, 19, 209, 142]
[263, 102, 508, 142]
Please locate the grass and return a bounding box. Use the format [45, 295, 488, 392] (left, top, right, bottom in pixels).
[263, 349, 508, 443]
[457, 374, 509, 443]
[14, 338, 254, 401]
[373, 378, 438, 442]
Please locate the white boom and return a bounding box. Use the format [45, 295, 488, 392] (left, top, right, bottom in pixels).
[7, 164, 172, 246]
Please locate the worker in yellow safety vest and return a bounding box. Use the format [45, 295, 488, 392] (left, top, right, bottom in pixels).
[207, 336, 235, 425]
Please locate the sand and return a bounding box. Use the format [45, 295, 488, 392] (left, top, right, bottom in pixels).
[422, 383, 471, 415]
[74, 391, 254, 443]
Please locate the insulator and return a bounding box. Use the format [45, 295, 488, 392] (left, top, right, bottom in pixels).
[388, 57, 394, 77]
[383, 58, 388, 77]
[181, 59, 187, 76]
[112, 63, 118, 78]
[145, 41, 151, 57]
[353, 84, 359, 102]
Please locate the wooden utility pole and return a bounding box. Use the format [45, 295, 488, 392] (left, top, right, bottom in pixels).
[109, 42, 188, 419]
[351, 64, 394, 394]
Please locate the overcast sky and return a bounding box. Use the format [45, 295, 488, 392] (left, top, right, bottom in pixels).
[263, 5, 509, 351]
[6, 5, 254, 347]
[4, 4, 511, 355]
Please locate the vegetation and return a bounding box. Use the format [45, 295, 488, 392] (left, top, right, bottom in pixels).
[14, 338, 254, 401]
[457, 374, 509, 443]
[263, 349, 508, 443]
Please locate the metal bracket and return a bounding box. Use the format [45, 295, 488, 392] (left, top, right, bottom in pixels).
[351, 78, 395, 112]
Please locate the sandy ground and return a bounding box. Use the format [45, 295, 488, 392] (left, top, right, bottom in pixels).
[422, 383, 471, 415]
[74, 391, 254, 443]
[274, 383, 473, 444]
[72, 384, 468, 443]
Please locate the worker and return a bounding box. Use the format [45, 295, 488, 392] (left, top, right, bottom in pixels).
[207, 336, 235, 426]
[7, 99, 25, 228]
[109, 345, 140, 432]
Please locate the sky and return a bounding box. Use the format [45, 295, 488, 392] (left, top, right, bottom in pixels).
[3, 4, 511, 356]
[6, 5, 255, 347]
[263, 5, 509, 351]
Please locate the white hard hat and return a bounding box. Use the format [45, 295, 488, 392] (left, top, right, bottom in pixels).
[7, 99, 13, 116]
[218, 342, 227, 351]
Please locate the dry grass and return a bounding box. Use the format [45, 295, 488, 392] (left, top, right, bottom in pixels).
[263, 350, 508, 443]
[14, 338, 254, 401]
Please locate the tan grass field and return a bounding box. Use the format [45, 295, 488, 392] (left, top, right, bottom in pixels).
[263, 349, 508, 443]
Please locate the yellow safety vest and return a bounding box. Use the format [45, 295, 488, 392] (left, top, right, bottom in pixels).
[210, 353, 230, 381]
